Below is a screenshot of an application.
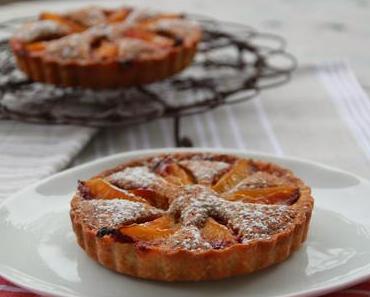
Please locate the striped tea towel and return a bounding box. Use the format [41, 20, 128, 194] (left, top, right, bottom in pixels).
[75, 61, 370, 179]
[0, 123, 96, 200]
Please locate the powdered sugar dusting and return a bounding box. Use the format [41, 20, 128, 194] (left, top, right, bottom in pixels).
[117, 38, 166, 61]
[165, 226, 212, 250]
[77, 198, 163, 229]
[219, 202, 296, 243]
[108, 166, 165, 189]
[179, 160, 230, 184]
[65, 5, 107, 27]
[168, 184, 297, 248]
[169, 185, 222, 226]
[45, 25, 113, 60]
[75, 156, 301, 251]
[14, 20, 69, 43]
[46, 33, 91, 60]
[14, 6, 199, 62]
[230, 171, 286, 192]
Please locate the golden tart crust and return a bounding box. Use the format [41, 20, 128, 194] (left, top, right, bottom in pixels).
[70, 153, 314, 281]
[10, 6, 201, 89]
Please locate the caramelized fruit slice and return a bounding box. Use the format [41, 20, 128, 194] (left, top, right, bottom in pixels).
[123, 29, 173, 47]
[120, 215, 177, 241]
[155, 162, 194, 186]
[106, 9, 131, 23]
[201, 218, 236, 248]
[226, 186, 299, 205]
[83, 178, 147, 203]
[25, 42, 46, 52]
[130, 189, 169, 209]
[212, 160, 254, 193]
[40, 12, 86, 32]
[93, 41, 118, 60]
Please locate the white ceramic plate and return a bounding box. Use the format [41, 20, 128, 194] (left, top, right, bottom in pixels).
[1, 148, 370, 297]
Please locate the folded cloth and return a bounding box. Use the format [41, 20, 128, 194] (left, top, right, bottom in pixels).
[0, 61, 369, 296]
[0, 123, 96, 200]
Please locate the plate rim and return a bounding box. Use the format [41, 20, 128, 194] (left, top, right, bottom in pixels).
[1, 147, 370, 297]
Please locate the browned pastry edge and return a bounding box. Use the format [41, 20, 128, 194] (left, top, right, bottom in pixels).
[70, 153, 314, 281]
[10, 39, 198, 89]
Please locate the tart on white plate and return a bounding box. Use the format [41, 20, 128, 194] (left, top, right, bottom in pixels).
[70, 152, 313, 281]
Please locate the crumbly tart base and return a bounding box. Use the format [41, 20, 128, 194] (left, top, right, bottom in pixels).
[70, 154, 314, 281]
[71, 204, 311, 281]
[11, 40, 197, 89]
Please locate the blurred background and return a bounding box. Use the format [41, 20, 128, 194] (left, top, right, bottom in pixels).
[0, 0, 369, 179]
[1, 0, 369, 88]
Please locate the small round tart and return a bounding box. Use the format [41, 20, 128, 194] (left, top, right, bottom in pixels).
[70, 153, 314, 281]
[10, 6, 201, 89]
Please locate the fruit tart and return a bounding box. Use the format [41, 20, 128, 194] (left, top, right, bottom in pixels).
[70, 152, 314, 281]
[10, 5, 202, 89]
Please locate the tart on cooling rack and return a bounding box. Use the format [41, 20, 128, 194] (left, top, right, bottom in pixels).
[70, 152, 313, 281]
[9, 6, 201, 89]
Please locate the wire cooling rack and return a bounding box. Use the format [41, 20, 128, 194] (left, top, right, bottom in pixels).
[0, 14, 297, 146]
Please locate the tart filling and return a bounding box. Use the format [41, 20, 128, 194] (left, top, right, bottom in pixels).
[70, 153, 313, 281]
[10, 5, 202, 88]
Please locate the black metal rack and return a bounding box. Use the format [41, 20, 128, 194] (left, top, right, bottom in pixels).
[0, 14, 296, 146]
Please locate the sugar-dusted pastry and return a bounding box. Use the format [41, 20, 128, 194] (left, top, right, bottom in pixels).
[10, 6, 201, 89]
[70, 152, 314, 281]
